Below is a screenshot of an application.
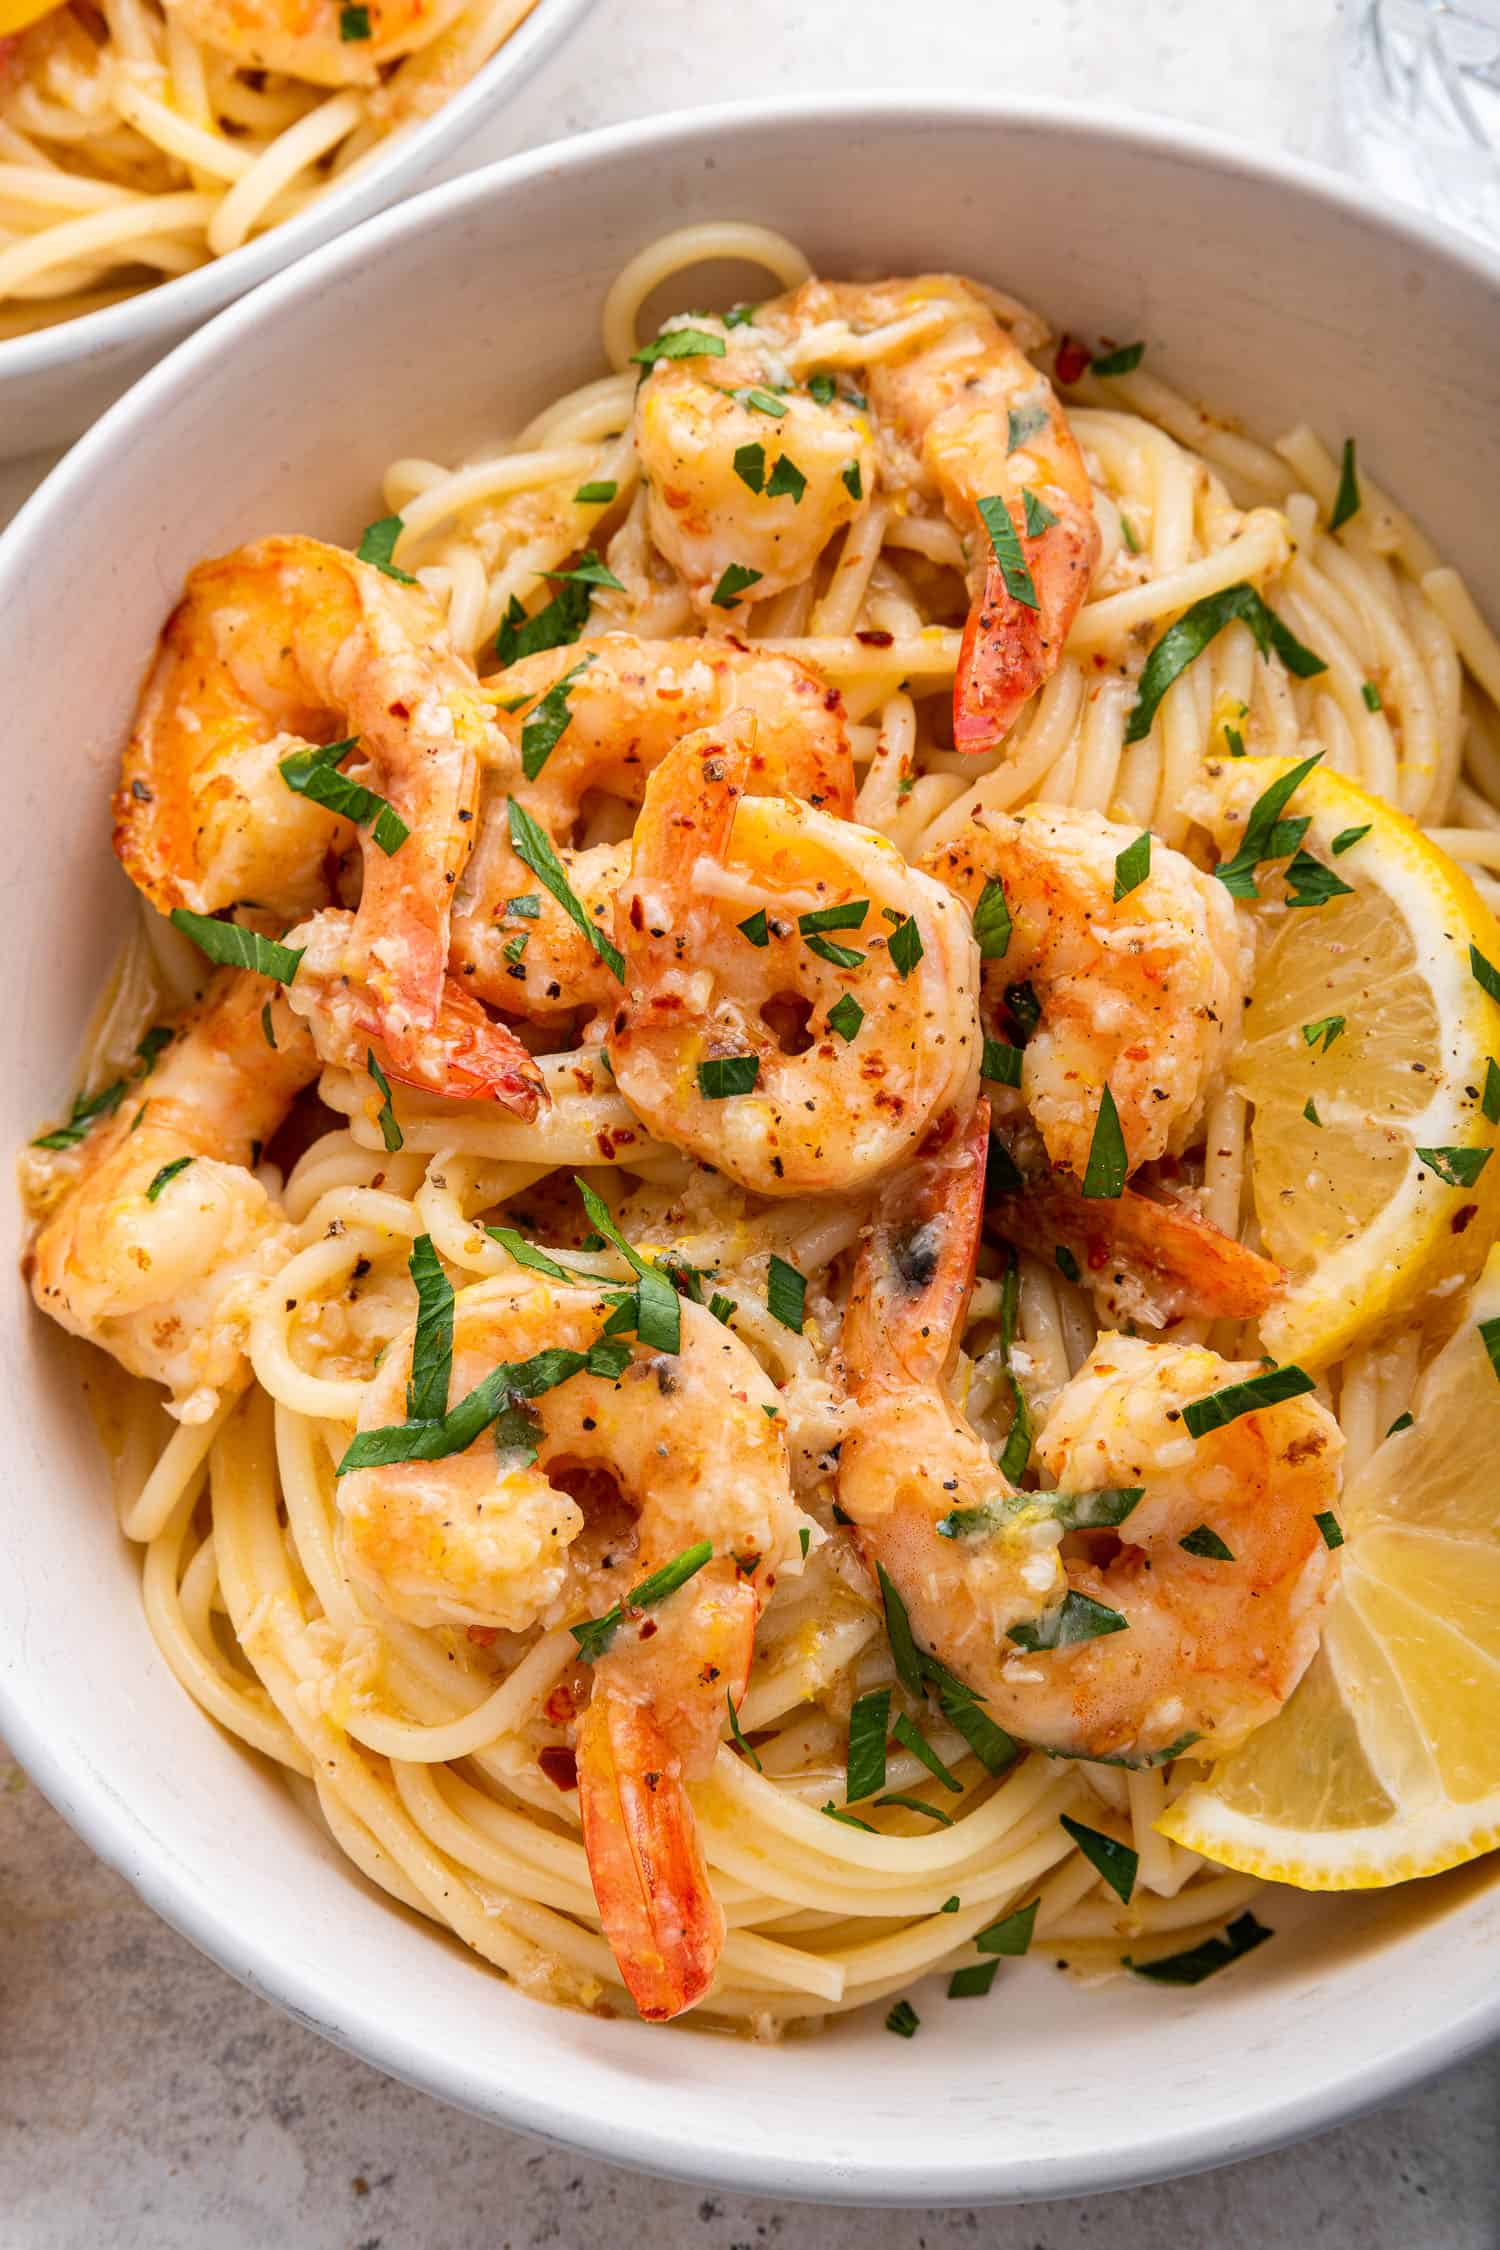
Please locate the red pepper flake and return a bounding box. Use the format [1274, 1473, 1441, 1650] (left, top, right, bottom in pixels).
[1055, 334, 1091, 385]
[538, 1745, 578, 1792]
[856, 628, 894, 648]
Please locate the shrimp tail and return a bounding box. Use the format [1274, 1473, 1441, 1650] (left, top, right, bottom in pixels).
[990, 1166, 1283, 1324]
[953, 504, 1100, 754]
[576, 1692, 725, 2021]
[377, 975, 546, 1117]
[843, 1098, 990, 1392]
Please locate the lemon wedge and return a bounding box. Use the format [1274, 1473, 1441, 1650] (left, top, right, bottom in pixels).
[1192, 755, 1500, 1369]
[1158, 1242, 1500, 1886]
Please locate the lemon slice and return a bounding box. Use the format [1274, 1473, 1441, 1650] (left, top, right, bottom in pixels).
[1193, 756, 1500, 1369]
[1158, 1243, 1500, 1886]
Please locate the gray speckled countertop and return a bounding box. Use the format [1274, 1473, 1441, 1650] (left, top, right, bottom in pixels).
[4, 3, 1500, 2241]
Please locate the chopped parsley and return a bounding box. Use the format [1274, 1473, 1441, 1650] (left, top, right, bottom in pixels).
[145, 1155, 192, 1202]
[31, 1079, 127, 1150]
[738, 909, 770, 947]
[1008, 1590, 1129, 1650]
[1361, 679, 1383, 712]
[1112, 831, 1151, 901]
[1212, 751, 1323, 900]
[710, 563, 763, 609]
[980, 1038, 1023, 1087]
[886, 915, 924, 977]
[629, 325, 726, 366]
[1315, 1510, 1345, 1550]
[841, 460, 863, 501]
[1181, 1362, 1316, 1438]
[366, 1049, 403, 1152]
[846, 1687, 891, 1801]
[496, 575, 590, 665]
[827, 993, 864, 1042]
[697, 1054, 760, 1099]
[1330, 437, 1361, 532]
[1331, 824, 1371, 856]
[405, 1235, 454, 1422]
[1081, 1084, 1127, 1200]
[279, 736, 409, 856]
[1179, 1524, 1234, 1561]
[1302, 1015, 1346, 1053]
[1022, 488, 1059, 537]
[1129, 1911, 1272, 1985]
[574, 480, 618, 504]
[766, 454, 807, 504]
[575, 1177, 680, 1355]
[725, 1688, 762, 1772]
[505, 799, 623, 981]
[947, 1961, 1000, 1998]
[1126, 587, 1325, 745]
[1090, 340, 1145, 376]
[892, 1712, 962, 1794]
[356, 514, 414, 582]
[733, 441, 766, 494]
[1059, 1814, 1137, 1903]
[520, 658, 592, 782]
[1055, 1244, 1081, 1284]
[976, 495, 1038, 611]
[1485, 1058, 1500, 1125]
[169, 910, 304, 984]
[976, 1900, 1037, 1956]
[766, 1254, 807, 1334]
[884, 1999, 920, 2038]
[338, 1336, 631, 1473]
[1284, 848, 1354, 910]
[1006, 401, 1049, 452]
[570, 1539, 714, 1663]
[972, 876, 1012, 959]
[1416, 1145, 1492, 1187]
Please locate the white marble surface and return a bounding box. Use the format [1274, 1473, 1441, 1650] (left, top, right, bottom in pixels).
[5, 1, 1500, 2242]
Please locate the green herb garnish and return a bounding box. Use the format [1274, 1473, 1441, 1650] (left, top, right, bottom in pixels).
[846, 1687, 891, 1801]
[1330, 437, 1361, 532]
[505, 799, 623, 981]
[1113, 831, 1151, 901]
[976, 495, 1038, 611]
[145, 1155, 192, 1202]
[367, 1049, 403, 1152]
[1181, 1362, 1315, 1438]
[696, 1054, 760, 1099]
[1126, 588, 1325, 745]
[1081, 1084, 1127, 1200]
[766, 1254, 806, 1334]
[169, 910, 304, 984]
[356, 514, 414, 582]
[710, 563, 763, 609]
[1060, 1814, 1137, 1903]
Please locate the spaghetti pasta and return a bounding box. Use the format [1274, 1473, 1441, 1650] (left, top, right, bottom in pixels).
[0, 0, 538, 336]
[21, 223, 1500, 2035]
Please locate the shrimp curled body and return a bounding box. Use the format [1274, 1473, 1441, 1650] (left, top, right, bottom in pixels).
[924, 803, 1248, 1180]
[113, 533, 537, 1107]
[29, 973, 317, 1421]
[338, 1267, 802, 2020]
[607, 715, 981, 1197]
[455, 635, 854, 1022]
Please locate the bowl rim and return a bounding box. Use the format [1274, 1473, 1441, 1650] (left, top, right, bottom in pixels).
[0, 0, 594, 380]
[3, 90, 1500, 2204]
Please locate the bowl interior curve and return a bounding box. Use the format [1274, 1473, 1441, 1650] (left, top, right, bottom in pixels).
[2, 99, 1499, 2204]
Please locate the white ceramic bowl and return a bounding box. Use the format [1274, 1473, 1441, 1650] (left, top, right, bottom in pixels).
[0, 0, 593, 458]
[2, 98, 1499, 2205]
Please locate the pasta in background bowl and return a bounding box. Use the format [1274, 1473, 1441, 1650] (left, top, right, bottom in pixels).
[2, 99, 1499, 2203]
[0, 0, 592, 456]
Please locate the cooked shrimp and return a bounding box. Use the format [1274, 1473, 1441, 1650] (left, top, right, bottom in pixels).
[1004, 1334, 1344, 1761]
[989, 1166, 1283, 1329]
[634, 326, 876, 616]
[165, 0, 465, 84]
[837, 1100, 1067, 1656]
[839, 1107, 1343, 1763]
[923, 804, 1248, 1179]
[28, 973, 316, 1420]
[338, 1265, 801, 2018]
[113, 534, 504, 1092]
[455, 635, 855, 1022]
[283, 907, 545, 1114]
[606, 714, 981, 1197]
[752, 274, 1100, 750]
